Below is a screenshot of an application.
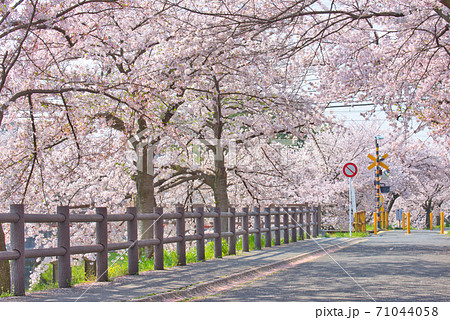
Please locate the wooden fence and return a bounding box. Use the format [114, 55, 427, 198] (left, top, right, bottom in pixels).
[0, 204, 321, 296]
[353, 210, 366, 232]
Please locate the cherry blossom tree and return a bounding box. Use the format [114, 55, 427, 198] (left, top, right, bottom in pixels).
[163, 0, 450, 138]
[0, 0, 130, 294]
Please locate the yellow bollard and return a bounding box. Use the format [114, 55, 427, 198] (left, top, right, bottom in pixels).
[402, 212, 405, 231]
[385, 209, 389, 229]
[441, 211, 445, 235]
[430, 212, 433, 230]
[374, 213, 378, 235]
[407, 212, 411, 234]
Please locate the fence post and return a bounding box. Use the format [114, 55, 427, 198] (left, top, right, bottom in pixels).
[51, 261, 58, 284]
[283, 207, 289, 244]
[242, 207, 249, 252]
[176, 206, 186, 266]
[264, 207, 271, 248]
[154, 207, 164, 270]
[363, 210, 366, 233]
[127, 207, 138, 275]
[313, 207, 318, 237]
[195, 206, 205, 261]
[83, 258, 96, 281]
[57, 206, 71, 288]
[214, 207, 222, 258]
[306, 208, 311, 239]
[318, 205, 322, 234]
[96, 207, 108, 282]
[291, 207, 297, 242]
[274, 207, 281, 246]
[229, 207, 236, 255]
[254, 207, 261, 250]
[10, 204, 25, 296]
[298, 207, 304, 240]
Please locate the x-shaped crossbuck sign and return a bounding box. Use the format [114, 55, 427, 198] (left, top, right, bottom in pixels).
[367, 153, 389, 170]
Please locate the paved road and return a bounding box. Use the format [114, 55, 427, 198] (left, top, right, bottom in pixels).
[198, 230, 450, 302]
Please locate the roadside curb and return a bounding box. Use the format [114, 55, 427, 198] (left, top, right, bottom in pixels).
[133, 238, 365, 302]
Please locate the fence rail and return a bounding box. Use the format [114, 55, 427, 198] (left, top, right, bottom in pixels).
[0, 203, 321, 296]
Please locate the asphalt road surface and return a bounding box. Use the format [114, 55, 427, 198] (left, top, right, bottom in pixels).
[197, 230, 450, 302]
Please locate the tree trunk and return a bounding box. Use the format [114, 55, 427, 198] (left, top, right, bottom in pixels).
[386, 193, 400, 216]
[0, 224, 11, 294]
[135, 143, 156, 259]
[214, 158, 230, 231]
[423, 199, 433, 229]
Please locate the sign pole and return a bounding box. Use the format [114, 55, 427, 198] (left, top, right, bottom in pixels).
[349, 177, 352, 237]
[343, 162, 357, 236]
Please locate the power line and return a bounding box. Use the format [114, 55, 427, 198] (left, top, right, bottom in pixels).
[325, 103, 375, 109]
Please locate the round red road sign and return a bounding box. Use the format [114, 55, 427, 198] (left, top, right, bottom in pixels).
[343, 163, 358, 178]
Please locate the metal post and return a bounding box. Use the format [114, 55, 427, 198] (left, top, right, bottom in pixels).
[10, 204, 25, 296]
[96, 207, 108, 282]
[274, 207, 281, 246]
[154, 207, 164, 270]
[254, 207, 262, 250]
[374, 213, 378, 235]
[407, 212, 411, 234]
[176, 206, 186, 266]
[195, 206, 205, 261]
[242, 207, 249, 252]
[283, 207, 289, 244]
[214, 207, 222, 258]
[57, 206, 71, 288]
[127, 207, 139, 275]
[430, 212, 433, 230]
[264, 207, 271, 248]
[228, 207, 236, 255]
[402, 211, 405, 231]
[385, 205, 389, 229]
[441, 212, 444, 235]
[350, 182, 353, 234]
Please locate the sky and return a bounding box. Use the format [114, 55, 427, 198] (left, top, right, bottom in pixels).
[325, 103, 431, 142]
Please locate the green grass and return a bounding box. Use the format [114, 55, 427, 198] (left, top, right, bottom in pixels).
[430, 224, 448, 230]
[0, 290, 13, 298]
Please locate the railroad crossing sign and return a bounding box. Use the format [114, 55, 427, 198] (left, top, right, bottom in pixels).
[367, 153, 389, 170]
[343, 162, 358, 178]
